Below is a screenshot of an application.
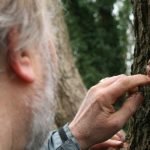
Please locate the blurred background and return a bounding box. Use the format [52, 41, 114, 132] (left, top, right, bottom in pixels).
[62, 0, 134, 89]
[52, 2, 150, 146]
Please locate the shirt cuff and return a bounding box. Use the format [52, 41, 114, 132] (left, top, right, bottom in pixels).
[63, 123, 80, 149]
[47, 123, 80, 150]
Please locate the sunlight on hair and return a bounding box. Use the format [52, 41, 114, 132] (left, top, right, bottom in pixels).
[0, 0, 55, 52]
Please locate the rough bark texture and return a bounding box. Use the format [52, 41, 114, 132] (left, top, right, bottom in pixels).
[48, 0, 86, 128]
[128, 0, 150, 149]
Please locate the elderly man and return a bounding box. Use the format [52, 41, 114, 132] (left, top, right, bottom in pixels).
[0, 0, 149, 150]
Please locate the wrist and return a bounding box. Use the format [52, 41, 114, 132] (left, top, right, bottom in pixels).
[63, 123, 80, 149]
[48, 123, 81, 150]
[69, 122, 89, 150]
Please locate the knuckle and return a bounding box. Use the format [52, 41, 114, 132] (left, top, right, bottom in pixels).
[117, 76, 128, 86]
[89, 86, 97, 93]
[135, 74, 148, 80]
[119, 74, 127, 78]
[135, 74, 144, 79]
[138, 74, 144, 77]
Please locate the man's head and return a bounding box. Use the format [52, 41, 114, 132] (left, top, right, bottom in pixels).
[0, 0, 57, 149]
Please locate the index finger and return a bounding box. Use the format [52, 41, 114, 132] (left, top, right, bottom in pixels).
[106, 74, 150, 103]
[98, 75, 127, 87]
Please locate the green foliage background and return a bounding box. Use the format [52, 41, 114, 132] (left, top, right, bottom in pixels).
[62, 0, 131, 88]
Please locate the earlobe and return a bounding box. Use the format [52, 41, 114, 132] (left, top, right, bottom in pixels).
[9, 52, 35, 83]
[7, 28, 35, 83]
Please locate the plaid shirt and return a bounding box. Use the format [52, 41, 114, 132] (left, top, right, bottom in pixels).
[42, 124, 80, 150]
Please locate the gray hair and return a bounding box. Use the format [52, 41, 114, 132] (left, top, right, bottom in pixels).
[0, 0, 53, 51]
[0, 1, 57, 149]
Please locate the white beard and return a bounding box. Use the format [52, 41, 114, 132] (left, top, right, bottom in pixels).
[25, 49, 57, 150]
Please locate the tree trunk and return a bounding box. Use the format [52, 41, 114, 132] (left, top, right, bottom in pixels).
[128, 0, 150, 149]
[48, 0, 87, 128]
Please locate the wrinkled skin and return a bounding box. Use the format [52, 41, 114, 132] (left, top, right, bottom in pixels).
[69, 74, 150, 149]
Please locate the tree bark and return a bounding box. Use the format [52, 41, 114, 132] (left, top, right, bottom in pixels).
[48, 0, 87, 128]
[128, 0, 150, 149]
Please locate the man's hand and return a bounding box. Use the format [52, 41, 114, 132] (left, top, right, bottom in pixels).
[69, 74, 150, 149]
[90, 130, 127, 150]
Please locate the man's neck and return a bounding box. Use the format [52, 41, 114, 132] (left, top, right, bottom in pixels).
[0, 106, 13, 150]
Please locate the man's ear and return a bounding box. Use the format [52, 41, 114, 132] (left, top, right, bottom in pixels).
[7, 28, 35, 83]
